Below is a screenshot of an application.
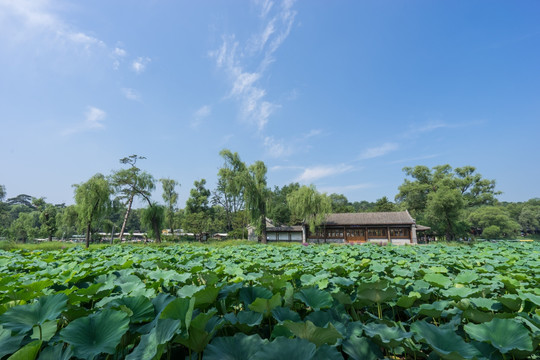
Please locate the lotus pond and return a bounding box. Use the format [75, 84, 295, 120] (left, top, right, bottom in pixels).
[0, 241, 539, 359]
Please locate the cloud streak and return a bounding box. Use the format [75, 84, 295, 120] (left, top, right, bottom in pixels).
[191, 105, 212, 128]
[122, 88, 141, 101]
[359, 142, 399, 160]
[210, 0, 296, 131]
[295, 164, 353, 183]
[62, 106, 106, 135]
[132, 57, 151, 74]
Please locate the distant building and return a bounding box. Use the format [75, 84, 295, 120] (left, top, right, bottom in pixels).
[266, 211, 429, 245]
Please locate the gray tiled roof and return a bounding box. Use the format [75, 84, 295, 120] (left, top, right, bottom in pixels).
[267, 225, 303, 232]
[324, 211, 415, 226]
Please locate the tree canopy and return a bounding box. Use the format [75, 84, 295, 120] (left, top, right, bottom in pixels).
[287, 185, 332, 243]
[73, 173, 112, 248]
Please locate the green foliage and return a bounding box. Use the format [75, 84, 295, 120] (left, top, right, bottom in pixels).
[267, 183, 300, 225]
[468, 206, 521, 238]
[73, 173, 112, 248]
[186, 179, 211, 214]
[60, 309, 130, 359]
[214, 149, 247, 232]
[329, 193, 354, 213]
[160, 178, 179, 233]
[396, 165, 502, 239]
[39, 204, 57, 241]
[287, 185, 331, 241]
[0, 238, 538, 359]
[140, 203, 165, 242]
[373, 196, 398, 212]
[425, 185, 468, 240]
[243, 161, 269, 242]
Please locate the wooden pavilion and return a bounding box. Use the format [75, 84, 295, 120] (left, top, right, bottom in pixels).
[266, 211, 429, 245]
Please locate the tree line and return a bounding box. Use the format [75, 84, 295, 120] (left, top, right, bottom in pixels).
[1, 152, 539, 246]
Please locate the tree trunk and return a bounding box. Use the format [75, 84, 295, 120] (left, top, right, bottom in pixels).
[85, 222, 91, 249]
[48, 234, 52, 242]
[260, 215, 267, 244]
[154, 221, 161, 243]
[118, 195, 134, 242]
[301, 223, 307, 244]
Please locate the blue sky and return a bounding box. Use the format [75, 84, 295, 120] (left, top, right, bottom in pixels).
[1, 0, 539, 207]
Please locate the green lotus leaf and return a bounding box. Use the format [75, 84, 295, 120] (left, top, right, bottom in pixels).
[464, 318, 533, 353]
[518, 291, 540, 306]
[312, 344, 344, 360]
[411, 320, 481, 360]
[0, 294, 67, 333]
[204, 333, 267, 360]
[239, 286, 273, 306]
[236, 311, 263, 327]
[218, 282, 243, 301]
[30, 320, 57, 341]
[342, 335, 383, 360]
[283, 320, 342, 347]
[363, 322, 412, 347]
[249, 293, 282, 316]
[498, 294, 521, 312]
[455, 271, 479, 284]
[37, 343, 73, 360]
[469, 297, 502, 311]
[356, 280, 397, 304]
[147, 269, 191, 284]
[396, 292, 421, 308]
[60, 308, 130, 360]
[126, 318, 180, 360]
[109, 296, 155, 323]
[294, 288, 333, 310]
[176, 284, 204, 298]
[194, 286, 220, 308]
[7, 339, 42, 360]
[271, 307, 301, 323]
[442, 287, 480, 299]
[462, 308, 495, 323]
[176, 310, 224, 354]
[0, 325, 25, 358]
[159, 296, 195, 331]
[252, 337, 317, 360]
[423, 273, 452, 288]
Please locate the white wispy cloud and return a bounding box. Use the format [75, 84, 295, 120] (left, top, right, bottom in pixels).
[132, 57, 151, 74]
[319, 183, 373, 194]
[62, 106, 106, 135]
[359, 142, 399, 160]
[264, 136, 293, 158]
[0, 1, 103, 49]
[191, 105, 212, 128]
[0, 1, 149, 72]
[112, 47, 127, 69]
[122, 88, 141, 101]
[389, 153, 440, 164]
[270, 165, 304, 171]
[210, 0, 296, 131]
[114, 47, 127, 57]
[304, 129, 322, 139]
[295, 164, 353, 183]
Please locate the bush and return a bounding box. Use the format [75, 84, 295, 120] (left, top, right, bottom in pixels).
[482, 225, 501, 239]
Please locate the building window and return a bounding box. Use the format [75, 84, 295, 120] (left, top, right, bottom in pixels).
[367, 228, 387, 237]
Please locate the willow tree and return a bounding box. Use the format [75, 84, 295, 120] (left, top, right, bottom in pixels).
[141, 203, 165, 243]
[243, 161, 269, 244]
[160, 178, 179, 235]
[213, 149, 246, 232]
[287, 185, 332, 244]
[110, 155, 155, 241]
[73, 174, 111, 248]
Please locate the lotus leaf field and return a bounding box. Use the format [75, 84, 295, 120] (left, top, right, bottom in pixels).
[0, 241, 539, 359]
